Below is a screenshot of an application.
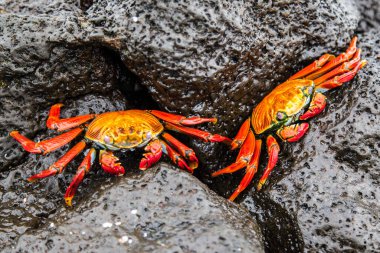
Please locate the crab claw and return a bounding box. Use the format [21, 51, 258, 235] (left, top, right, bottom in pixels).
[139, 139, 163, 170]
[277, 123, 309, 142]
[99, 150, 125, 175]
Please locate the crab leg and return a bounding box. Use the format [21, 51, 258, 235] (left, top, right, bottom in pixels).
[161, 132, 199, 169]
[257, 136, 280, 191]
[231, 118, 250, 150]
[10, 128, 83, 154]
[139, 139, 163, 170]
[305, 37, 358, 80]
[314, 49, 362, 85]
[28, 141, 86, 182]
[47, 104, 95, 132]
[212, 130, 255, 177]
[99, 150, 125, 175]
[316, 60, 367, 92]
[288, 54, 335, 80]
[149, 110, 217, 126]
[159, 139, 193, 173]
[229, 139, 262, 201]
[64, 148, 96, 206]
[164, 122, 232, 144]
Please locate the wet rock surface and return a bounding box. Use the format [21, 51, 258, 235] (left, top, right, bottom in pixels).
[0, 0, 379, 252]
[85, 0, 360, 135]
[242, 30, 380, 252]
[4, 163, 264, 253]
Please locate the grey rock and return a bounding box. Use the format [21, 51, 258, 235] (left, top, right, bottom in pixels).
[6, 163, 264, 253]
[85, 0, 360, 136]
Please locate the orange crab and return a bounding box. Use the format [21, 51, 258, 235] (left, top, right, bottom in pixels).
[212, 37, 367, 201]
[10, 108, 230, 206]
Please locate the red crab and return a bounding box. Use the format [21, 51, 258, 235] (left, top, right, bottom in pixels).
[212, 37, 367, 201]
[10, 108, 230, 206]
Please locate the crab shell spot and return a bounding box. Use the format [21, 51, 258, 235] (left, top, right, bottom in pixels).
[252, 79, 314, 134]
[85, 110, 164, 149]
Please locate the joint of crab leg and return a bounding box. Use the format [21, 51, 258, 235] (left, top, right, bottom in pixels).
[306, 37, 358, 80]
[47, 104, 95, 132]
[316, 60, 367, 91]
[11, 128, 83, 155]
[28, 141, 86, 182]
[149, 110, 217, 126]
[64, 148, 96, 207]
[229, 139, 262, 201]
[299, 93, 327, 121]
[257, 135, 280, 191]
[164, 122, 232, 144]
[277, 123, 309, 143]
[161, 132, 199, 169]
[212, 130, 255, 177]
[139, 139, 163, 170]
[314, 48, 362, 85]
[9, 131, 44, 154]
[288, 54, 335, 81]
[99, 150, 125, 175]
[159, 140, 193, 173]
[231, 118, 250, 150]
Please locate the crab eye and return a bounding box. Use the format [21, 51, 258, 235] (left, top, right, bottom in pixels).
[276, 112, 286, 120]
[104, 135, 113, 144]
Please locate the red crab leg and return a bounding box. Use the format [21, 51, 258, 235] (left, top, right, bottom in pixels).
[99, 150, 125, 175]
[161, 132, 199, 169]
[139, 139, 163, 170]
[159, 139, 193, 173]
[257, 135, 280, 191]
[28, 141, 86, 182]
[212, 130, 255, 177]
[277, 123, 309, 142]
[299, 93, 327, 121]
[305, 37, 358, 80]
[316, 60, 367, 92]
[314, 48, 362, 85]
[64, 148, 96, 206]
[47, 104, 95, 132]
[229, 139, 262, 201]
[149, 110, 217, 126]
[164, 122, 232, 144]
[231, 118, 250, 150]
[10, 128, 83, 154]
[288, 54, 335, 80]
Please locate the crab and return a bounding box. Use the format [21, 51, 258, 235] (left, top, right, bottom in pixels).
[10, 108, 231, 206]
[212, 37, 367, 201]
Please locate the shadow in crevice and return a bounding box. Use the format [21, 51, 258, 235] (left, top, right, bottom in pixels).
[243, 193, 304, 253]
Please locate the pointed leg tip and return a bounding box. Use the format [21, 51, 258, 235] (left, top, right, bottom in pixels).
[228, 192, 239, 202]
[9, 130, 18, 137]
[27, 177, 37, 183]
[65, 197, 73, 207]
[189, 162, 198, 170]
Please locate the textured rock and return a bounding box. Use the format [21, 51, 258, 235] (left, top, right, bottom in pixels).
[0, 0, 378, 252]
[5, 163, 264, 253]
[242, 30, 380, 252]
[85, 0, 360, 136]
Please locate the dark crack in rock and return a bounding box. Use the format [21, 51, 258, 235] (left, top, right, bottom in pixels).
[242, 31, 380, 252]
[5, 163, 264, 253]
